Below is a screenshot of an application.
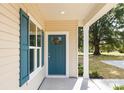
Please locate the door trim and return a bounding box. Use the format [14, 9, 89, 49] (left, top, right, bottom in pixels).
[45, 31, 69, 78]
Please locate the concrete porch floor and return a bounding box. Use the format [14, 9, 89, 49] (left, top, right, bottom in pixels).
[39, 77, 124, 90]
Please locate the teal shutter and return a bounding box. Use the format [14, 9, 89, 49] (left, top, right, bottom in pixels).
[19, 9, 29, 86]
[42, 31, 44, 66]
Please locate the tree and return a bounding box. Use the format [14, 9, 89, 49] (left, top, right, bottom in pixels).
[89, 11, 114, 55]
[89, 3, 124, 55]
[114, 4, 124, 53]
[78, 4, 124, 55]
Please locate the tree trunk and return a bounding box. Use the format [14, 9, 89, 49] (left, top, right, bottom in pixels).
[93, 40, 101, 55]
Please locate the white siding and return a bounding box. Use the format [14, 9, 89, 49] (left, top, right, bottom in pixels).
[0, 3, 78, 89]
[0, 4, 45, 89]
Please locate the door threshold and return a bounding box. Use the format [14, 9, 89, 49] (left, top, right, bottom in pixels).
[47, 75, 68, 78]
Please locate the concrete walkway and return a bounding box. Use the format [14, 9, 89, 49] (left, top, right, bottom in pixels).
[101, 60, 124, 69]
[39, 77, 124, 90]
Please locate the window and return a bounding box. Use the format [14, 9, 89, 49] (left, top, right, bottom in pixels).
[37, 27, 42, 47]
[30, 49, 35, 73]
[29, 21, 42, 74]
[37, 27, 42, 68]
[20, 9, 44, 86]
[37, 49, 40, 68]
[29, 21, 36, 74]
[30, 21, 36, 46]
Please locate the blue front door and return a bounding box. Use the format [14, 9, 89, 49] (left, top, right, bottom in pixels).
[48, 35, 66, 75]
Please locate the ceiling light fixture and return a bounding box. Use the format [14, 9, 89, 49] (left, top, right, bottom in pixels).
[60, 11, 65, 15]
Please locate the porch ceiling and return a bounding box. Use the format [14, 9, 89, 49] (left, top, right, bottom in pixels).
[37, 3, 105, 20]
[25, 3, 115, 26]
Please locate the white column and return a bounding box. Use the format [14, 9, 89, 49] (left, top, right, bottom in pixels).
[83, 26, 89, 78]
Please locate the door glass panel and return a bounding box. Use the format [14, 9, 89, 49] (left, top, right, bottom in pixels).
[30, 49, 34, 73]
[52, 36, 63, 45]
[30, 21, 36, 46]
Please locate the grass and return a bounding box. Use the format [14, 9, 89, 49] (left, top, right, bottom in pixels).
[101, 51, 124, 56]
[113, 85, 124, 90]
[78, 52, 124, 79]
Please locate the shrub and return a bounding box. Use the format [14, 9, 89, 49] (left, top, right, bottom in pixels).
[90, 71, 103, 79]
[78, 64, 103, 78]
[113, 85, 124, 90]
[118, 49, 124, 53]
[78, 64, 83, 76]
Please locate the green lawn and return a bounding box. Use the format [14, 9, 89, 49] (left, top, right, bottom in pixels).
[78, 52, 124, 79]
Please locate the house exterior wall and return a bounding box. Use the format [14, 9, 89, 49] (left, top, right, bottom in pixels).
[45, 20, 78, 77]
[0, 3, 78, 89]
[0, 4, 46, 89]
